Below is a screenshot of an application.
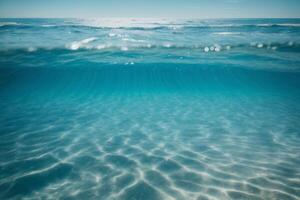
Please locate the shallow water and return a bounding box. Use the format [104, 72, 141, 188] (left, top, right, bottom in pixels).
[0, 19, 300, 200]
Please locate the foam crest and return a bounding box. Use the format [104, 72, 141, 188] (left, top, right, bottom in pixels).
[213, 32, 241, 35]
[0, 22, 21, 27]
[68, 37, 98, 50]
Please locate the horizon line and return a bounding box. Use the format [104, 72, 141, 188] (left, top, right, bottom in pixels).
[1, 17, 300, 20]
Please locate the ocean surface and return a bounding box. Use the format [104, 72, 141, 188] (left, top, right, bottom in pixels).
[0, 18, 300, 200]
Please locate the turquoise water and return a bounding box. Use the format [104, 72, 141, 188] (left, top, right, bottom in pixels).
[0, 19, 300, 200]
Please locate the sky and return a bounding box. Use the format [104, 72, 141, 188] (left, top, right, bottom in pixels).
[0, 0, 299, 18]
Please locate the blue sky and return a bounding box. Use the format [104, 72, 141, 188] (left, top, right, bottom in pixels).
[0, 0, 299, 18]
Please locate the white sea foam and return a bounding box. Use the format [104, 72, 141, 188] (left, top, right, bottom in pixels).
[27, 47, 37, 52]
[276, 23, 300, 27]
[96, 44, 108, 50]
[122, 38, 146, 43]
[68, 37, 98, 50]
[208, 23, 300, 28]
[0, 22, 20, 27]
[256, 23, 300, 27]
[256, 24, 274, 27]
[163, 43, 172, 48]
[257, 43, 264, 48]
[121, 46, 129, 51]
[41, 25, 57, 27]
[213, 32, 241, 35]
[108, 33, 117, 37]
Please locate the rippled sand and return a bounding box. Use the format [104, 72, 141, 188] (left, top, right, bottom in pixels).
[1, 92, 300, 199]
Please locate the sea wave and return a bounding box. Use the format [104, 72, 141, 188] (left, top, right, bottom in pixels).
[42, 23, 300, 30]
[213, 32, 241, 35]
[0, 22, 22, 27]
[60, 41, 300, 52]
[257, 23, 300, 27]
[1, 22, 300, 30]
[41, 24, 58, 27]
[1, 42, 298, 54]
[67, 37, 98, 50]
